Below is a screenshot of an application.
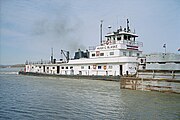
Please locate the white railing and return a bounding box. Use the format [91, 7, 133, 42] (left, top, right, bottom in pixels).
[121, 40, 143, 47]
[26, 60, 51, 65]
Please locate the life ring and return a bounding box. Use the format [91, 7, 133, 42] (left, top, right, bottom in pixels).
[106, 40, 110, 45]
[103, 65, 107, 70]
[96, 51, 100, 56]
[93, 65, 96, 69]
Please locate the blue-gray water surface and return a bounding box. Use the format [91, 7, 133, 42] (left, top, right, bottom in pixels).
[0, 68, 180, 120]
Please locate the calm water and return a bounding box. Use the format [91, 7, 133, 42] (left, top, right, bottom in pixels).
[0, 68, 180, 120]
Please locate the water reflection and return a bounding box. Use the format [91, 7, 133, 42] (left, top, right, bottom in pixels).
[0, 68, 179, 120]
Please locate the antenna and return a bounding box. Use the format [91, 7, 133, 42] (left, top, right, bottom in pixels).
[163, 44, 166, 54]
[120, 26, 122, 31]
[108, 25, 112, 33]
[100, 20, 103, 45]
[116, 16, 119, 30]
[127, 19, 129, 32]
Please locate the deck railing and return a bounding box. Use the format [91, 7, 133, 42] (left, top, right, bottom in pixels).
[26, 60, 51, 65]
[121, 40, 143, 47]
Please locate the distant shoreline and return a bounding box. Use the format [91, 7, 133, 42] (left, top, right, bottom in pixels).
[0, 64, 25, 68]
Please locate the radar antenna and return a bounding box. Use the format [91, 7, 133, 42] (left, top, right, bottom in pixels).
[127, 19, 130, 32]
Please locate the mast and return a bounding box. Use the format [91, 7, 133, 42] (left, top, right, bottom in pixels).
[100, 20, 103, 45]
[51, 48, 53, 63]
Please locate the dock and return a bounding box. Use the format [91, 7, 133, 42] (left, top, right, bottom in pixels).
[120, 77, 180, 93]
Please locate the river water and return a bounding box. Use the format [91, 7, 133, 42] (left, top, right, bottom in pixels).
[0, 68, 180, 120]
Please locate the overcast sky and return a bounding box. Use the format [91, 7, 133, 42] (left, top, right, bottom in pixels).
[0, 0, 180, 65]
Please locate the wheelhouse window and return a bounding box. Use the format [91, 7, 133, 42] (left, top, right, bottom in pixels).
[158, 62, 166, 64]
[98, 66, 101, 69]
[117, 36, 121, 40]
[92, 53, 95, 57]
[124, 35, 127, 40]
[129, 51, 132, 57]
[123, 52, 126, 56]
[137, 53, 140, 57]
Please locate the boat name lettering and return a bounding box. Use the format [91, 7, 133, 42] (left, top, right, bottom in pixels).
[97, 45, 117, 50]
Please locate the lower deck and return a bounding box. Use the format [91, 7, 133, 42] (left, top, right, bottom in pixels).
[19, 71, 121, 81]
[25, 63, 137, 76]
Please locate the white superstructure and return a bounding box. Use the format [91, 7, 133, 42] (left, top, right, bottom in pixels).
[25, 20, 143, 76]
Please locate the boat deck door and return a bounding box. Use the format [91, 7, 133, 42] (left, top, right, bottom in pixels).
[119, 65, 123, 76]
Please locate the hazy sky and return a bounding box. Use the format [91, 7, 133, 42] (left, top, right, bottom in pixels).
[0, 0, 180, 65]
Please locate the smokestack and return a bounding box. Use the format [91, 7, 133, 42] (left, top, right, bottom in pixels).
[78, 49, 81, 58]
[127, 19, 130, 32]
[67, 51, 69, 62]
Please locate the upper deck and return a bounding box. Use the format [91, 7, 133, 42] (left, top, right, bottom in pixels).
[88, 19, 143, 59]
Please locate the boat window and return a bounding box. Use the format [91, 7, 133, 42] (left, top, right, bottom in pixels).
[110, 52, 114, 55]
[52, 67, 55, 69]
[98, 66, 101, 69]
[124, 35, 127, 40]
[39, 66, 41, 68]
[137, 53, 140, 57]
[79, 71, 82, 75]
[129, 51, 132, 57]
[123, 52, 126, 56]
[92, 53, 95, 57]
[100, 53, 104, 56]
[61, 67, 64, 69]
[158, 62, 166, 64]
[47, 67, 49, 69]
[70, 66, 73, 69]
[117, 36, 121, 40]
[88, 66, 90, 69]
[109, 66, 113, 69]
[66, 67, 68, 69]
